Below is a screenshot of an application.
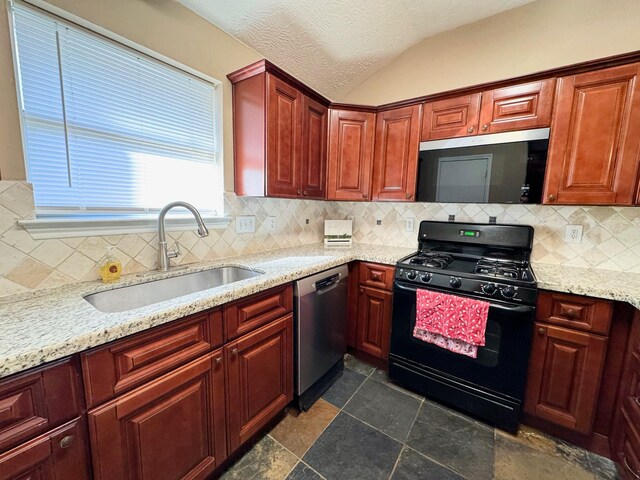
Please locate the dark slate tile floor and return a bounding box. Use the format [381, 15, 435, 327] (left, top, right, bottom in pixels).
[220, 354, 619, 480]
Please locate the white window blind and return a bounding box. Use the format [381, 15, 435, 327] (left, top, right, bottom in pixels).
[11, 2, 223, 218]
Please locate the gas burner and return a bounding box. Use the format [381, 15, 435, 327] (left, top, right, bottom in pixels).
[409, 253, 453, 269]
[475, 259, 519, 279]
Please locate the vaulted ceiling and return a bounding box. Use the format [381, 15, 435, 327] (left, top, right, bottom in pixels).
[179, 0, 536, 99]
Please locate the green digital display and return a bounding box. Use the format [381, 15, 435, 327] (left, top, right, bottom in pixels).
[459, 229, 481, 238]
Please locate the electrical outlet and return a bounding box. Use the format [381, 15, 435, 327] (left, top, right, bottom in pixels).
[236, 216, 255, 233]
[266, 216, 276, 231]
[405, 218, 415, 232]
[564, 224, 583, 244]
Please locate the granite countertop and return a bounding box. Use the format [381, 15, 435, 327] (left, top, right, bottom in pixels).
[1, 242, 638, 379]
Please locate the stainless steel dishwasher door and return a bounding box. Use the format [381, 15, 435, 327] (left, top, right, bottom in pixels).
[294, 264, 349, 396]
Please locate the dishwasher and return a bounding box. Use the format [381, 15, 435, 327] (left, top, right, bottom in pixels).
[294, 264, 349, 410]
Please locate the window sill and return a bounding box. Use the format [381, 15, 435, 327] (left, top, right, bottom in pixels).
[18, 215, 232, 240]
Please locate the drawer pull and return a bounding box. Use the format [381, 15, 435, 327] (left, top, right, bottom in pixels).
[215, 357, 223, 365]
[231, 348, 238, 356]
[59, 436, 74, 449]
[635, 396, 640, 408]
[564, 309, 578, 318]
[623, 455, 640, 479]
[537, 327, 546, 336]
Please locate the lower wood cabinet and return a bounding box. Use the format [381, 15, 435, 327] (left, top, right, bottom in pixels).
[88, 350, 227, 480]
[525, 323, 608, 434]
[226, 314, 293, 452]
[612, 310, 640, 479]
[349, 262, 395, 362]
[0, 417, 91, 480]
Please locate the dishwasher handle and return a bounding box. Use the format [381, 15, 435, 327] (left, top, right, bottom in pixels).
[314, 273, 341, 292]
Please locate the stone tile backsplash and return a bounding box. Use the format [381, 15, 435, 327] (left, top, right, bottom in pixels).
[1, 179, 639, 298]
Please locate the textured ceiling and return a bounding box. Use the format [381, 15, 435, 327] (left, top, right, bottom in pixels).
[179, 0, 537, 100]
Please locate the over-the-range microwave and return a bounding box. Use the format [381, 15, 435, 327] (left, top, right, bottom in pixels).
[416, 127, 550, 204]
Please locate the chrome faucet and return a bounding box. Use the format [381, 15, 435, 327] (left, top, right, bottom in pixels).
[158, 201, 209, 271]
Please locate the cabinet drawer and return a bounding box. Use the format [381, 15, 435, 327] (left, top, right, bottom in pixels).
[0, 358, 83, 454]
[0, 417, 91, 480]
[536, 291, 613, 335]
[225, 284, 293, 340]
[359, 262, 395, 291]
[82, 309, 223, 408]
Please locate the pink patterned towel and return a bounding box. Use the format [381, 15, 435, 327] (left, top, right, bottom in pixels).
[413, 289, 490, 358]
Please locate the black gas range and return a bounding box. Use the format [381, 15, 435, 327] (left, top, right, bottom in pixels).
[389, 221, 537, 432]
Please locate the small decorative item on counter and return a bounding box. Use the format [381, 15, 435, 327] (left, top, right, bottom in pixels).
[99, 246, 122, 283]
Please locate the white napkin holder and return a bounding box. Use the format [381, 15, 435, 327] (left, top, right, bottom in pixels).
[324, 220, 353, 247]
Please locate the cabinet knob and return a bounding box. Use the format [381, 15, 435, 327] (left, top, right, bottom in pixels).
[548, 194, 556, 202]
[59, 436, 74, 449]
[482, 124, 489, 131]
[467, 126, 475, 133]
[405, 193, 410, 199]
[231, 348, 238, 356]
[635, 396, 640, 408]
[303, 190, 308, 196]
[362, 193, 368, 199]
[215, 357, 223, 365]
[565, 309, 577, 318]
[537, 327, 546, 336]
[297, 189, 301, 195]
[359, 287, 364, 294]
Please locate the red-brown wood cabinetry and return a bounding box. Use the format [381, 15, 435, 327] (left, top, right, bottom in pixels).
[543, 63, 640, 205]
[326, 109, 376, 201]
[349, 262, 394, 363]
[421, 79, 555, 141]
[372, 105, 421, 201]
[0, 417, 91, 480]
[229, 61, 329, 199]
[525, 291, 613, 435]
[225, 314, 293, 452]
[612, 310, 640, 479]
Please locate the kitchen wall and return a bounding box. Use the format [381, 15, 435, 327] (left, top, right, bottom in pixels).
[0, 180, 336, 297]
[341, 0, 640, 105]
[2, 179, 640, 298]
[0, 0, 261, 191]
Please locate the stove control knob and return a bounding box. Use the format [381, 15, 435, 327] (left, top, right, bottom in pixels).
[449, 277, 461, 288]
[406, 270, 417, 280]
[420, 273, 432, 283]
[482, 283, 497, 295]
[501, 286, 516, 298]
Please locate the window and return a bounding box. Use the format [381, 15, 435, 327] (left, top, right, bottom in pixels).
[10, 2, 223, 222]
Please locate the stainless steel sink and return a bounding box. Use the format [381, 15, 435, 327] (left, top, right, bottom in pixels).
[83, 266, 263, 313]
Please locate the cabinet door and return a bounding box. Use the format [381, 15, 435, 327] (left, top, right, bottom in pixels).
[356, 287, 393, 360]
[421, 93, 481, 140]
[525, 323, 608, 434]
[479, 79, 555, 134]
[372, 105, 421, 201]
[88, 351, 226, 480]
[301, 95, 327, 199]
[266, 74, 302, 198]
[226, 315, 293, 452]
[326, 109, 376, 201]
[543, 63, 640, 205]
[0, 418, 91, 480]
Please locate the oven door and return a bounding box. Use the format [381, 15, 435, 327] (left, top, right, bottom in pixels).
[390, 280, 534, 401]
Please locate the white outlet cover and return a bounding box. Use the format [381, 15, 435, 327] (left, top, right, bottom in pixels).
[266, 216, 276, 231]
[236, 215, 256, 233]
[564, 224, 583, 244]
[405, 218, 415, 232]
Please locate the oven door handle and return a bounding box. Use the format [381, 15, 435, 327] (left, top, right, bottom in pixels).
[393, 281, 535, 313]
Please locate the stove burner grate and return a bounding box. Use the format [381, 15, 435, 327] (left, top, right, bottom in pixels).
[409, 253, 453, 269]
[474, 259, 520, 279]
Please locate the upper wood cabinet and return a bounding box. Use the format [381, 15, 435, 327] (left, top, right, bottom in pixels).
[543, 63, 640, 205]
[326, 109, 376, 201]
[421, 79, 555, 141]
[229, 61, 329, 199]
[372, 105, 422, 201]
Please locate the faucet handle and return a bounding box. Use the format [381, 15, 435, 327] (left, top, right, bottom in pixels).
[168, 242, 181, 259]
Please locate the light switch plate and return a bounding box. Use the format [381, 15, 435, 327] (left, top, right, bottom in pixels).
[236, 216, 255, 233]
[564, 224, 583, 244]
